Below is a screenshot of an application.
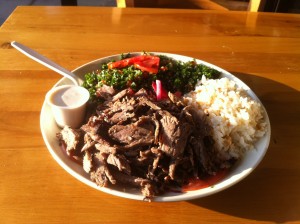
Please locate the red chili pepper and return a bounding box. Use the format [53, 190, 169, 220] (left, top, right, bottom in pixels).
[108, 55, 160, 74]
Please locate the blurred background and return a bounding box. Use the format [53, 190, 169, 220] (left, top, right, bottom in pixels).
[1, 0, 299, 26]
[0, 0, 116, 25]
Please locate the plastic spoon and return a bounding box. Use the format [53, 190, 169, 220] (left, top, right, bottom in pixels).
[11, 41, 79, 85]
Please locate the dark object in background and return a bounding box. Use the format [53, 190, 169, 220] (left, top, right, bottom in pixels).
[61, 0, 77, 5]
[264, 0, 300, 13]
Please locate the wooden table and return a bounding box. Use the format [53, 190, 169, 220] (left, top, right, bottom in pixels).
[0, 6, 299, 224]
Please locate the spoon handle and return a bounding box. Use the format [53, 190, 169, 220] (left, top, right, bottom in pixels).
[11, 41, 79, 85]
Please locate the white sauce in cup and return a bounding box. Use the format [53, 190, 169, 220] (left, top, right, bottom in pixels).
[46, 85, 90, 128]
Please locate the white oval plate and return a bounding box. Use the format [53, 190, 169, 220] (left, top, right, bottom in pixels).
[40, 53, 271, 202]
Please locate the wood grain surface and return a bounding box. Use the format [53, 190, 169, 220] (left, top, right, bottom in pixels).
[0, 6, 299, 224]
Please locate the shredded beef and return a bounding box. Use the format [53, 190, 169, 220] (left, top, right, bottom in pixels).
[57, 87, 223, 200]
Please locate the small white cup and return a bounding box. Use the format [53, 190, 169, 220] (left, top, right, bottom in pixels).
[46, 85, 90, 128]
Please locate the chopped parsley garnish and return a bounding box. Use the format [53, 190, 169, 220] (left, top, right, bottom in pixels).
[82, 54, 220, 102]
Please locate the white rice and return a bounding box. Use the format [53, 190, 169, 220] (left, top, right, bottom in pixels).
[184, 76, 266, 159]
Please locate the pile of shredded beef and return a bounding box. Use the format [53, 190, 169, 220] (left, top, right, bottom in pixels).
[57, 86, 223, 200]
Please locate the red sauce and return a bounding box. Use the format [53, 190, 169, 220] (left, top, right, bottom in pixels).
[182, 169, 228, 192]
